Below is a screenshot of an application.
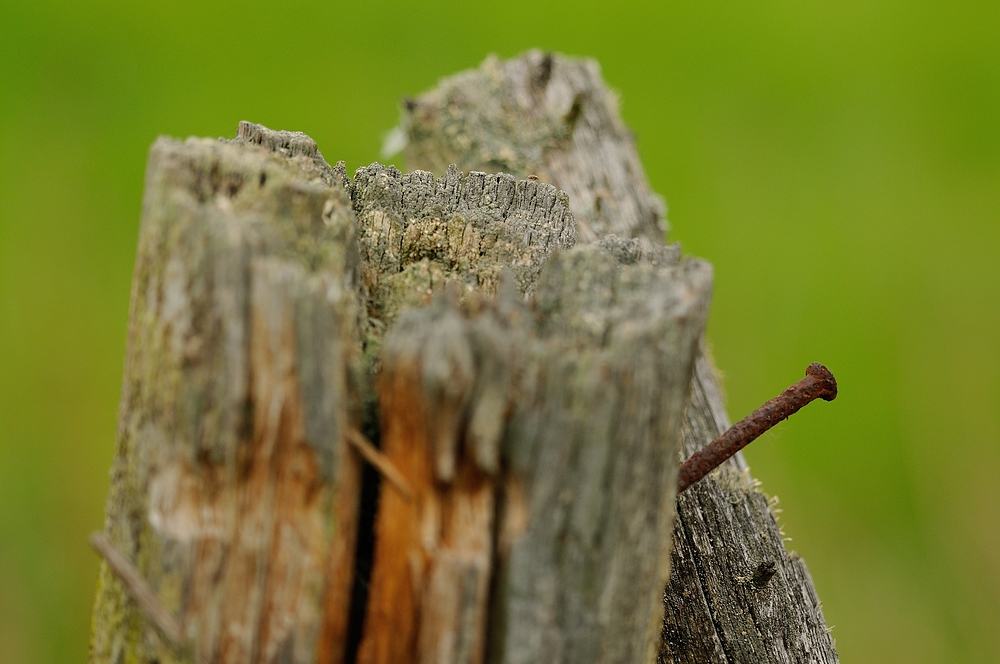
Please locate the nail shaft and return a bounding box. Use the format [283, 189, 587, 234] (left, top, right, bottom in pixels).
[89, 532, 185, 648]
[677, 362, 837, 493]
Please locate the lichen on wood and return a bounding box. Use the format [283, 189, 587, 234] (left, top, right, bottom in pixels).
[349, 162, 576, 328]
[393, 51, 667, 250]
[93, 119, 711, 664]
[92, 47, 838, 664]
[91, 129, 365, 664]
[490, 247, 711, 664]
[396, 51, 839, 664]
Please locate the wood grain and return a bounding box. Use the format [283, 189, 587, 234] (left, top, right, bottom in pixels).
[93, 49, 839, 663]
[90, 129, 364, 664]
[398, 51, 839, 664]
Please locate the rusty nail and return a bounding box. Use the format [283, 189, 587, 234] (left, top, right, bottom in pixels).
[677, 363, 837, 493]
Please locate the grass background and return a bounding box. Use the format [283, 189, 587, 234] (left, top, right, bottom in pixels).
[1, 1, 998, 661]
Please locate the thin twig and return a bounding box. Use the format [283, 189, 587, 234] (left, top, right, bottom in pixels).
[89, 532, 185, 648]
[346, 428, 415, 501]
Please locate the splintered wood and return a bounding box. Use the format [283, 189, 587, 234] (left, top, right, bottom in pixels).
[91, 125, 364, 664]
[399, 51, 839, 664]
[91, 119, 708, 664]
[349, 152, 709, 664]
[91, 50, 836, 664]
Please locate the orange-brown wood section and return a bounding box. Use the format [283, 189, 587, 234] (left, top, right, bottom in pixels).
[356, 354, 495, 664]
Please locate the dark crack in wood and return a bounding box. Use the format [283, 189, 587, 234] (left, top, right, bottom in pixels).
[399, 52, 839, 664]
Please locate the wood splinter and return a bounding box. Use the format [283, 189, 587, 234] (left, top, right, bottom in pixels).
[89, 532, 185, 649]
[345, 428, 415, 501]
[678, 362, 838, 493]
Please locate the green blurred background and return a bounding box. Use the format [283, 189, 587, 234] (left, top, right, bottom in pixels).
[1, 0, 997, 661]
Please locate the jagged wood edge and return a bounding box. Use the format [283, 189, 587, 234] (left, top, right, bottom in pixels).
[338, 145, 710, 664]
[393, 51, 666, 251]
[397, 50, 838, 664]
[90, 128, 366, 664]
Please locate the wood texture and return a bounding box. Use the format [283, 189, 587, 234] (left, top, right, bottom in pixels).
[345, 164, 709, 664]
[90, 126, 365, 664]
[397, 51, 839, 664]
[93, 120, 711, 664]
[490, 247, 711, 664]
[350, 162, 577, 325]
[393, 51, 666, 250]
[94, 49, 838, 664]
[357, 300, 498, 664]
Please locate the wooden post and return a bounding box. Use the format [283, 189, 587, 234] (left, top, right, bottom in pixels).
[91, 52, 837, 664]
[90, 125, 366, 664]
[395, 50, 839, 664]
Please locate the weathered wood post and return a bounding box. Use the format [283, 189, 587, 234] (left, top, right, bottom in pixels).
[90, 52, 837, 664]
[395, 52, 839, 664]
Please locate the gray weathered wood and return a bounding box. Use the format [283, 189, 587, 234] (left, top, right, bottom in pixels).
[396, 51, 838, 664]
[93, 50, 838, 664]
[491, 246, 711, 664]
[344, 161, 579, 664]
[343, 163, 709, 664]
[93, 119, 711, 664]
[91, 127, 366, 664]
[393, 52, 666, 250]
[350, 162, 576, 327]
